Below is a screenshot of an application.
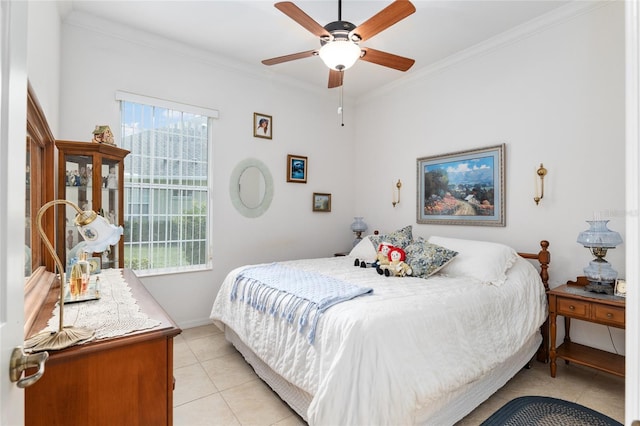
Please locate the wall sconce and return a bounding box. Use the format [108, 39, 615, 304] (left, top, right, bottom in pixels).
[533, 164, 547, 205]
[392, 179, 402, 207]
[24, 200, 123, 352]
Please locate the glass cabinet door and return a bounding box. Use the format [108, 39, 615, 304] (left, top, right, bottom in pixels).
[62, 152, 95, 265]
[56, 141, 130, 271]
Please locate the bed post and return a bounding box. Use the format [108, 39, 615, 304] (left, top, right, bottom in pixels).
[518, 240, 551, 363]
[537, 240, 550, 292]
[537, 240, 550, 362]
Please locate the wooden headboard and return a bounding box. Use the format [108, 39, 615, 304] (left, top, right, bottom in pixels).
[518, 239, 550, 364]
[518, 240, 550, 292]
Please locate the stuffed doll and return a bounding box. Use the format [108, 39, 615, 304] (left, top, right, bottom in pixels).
[371, 243, 394, 269]
[377, 246, 413, 277]
[355, 242, 393, 268]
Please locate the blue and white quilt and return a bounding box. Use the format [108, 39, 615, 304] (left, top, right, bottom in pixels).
[230, 263, 373, 344]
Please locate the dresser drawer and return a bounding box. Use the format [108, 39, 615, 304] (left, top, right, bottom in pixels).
[557, 298, 590, 319]
[593, 304, 625, 327]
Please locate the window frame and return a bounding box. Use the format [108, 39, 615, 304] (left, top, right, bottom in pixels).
[116, 91, 217, 276]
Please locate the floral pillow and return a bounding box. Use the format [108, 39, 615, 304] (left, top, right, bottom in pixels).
[369, 225, 413, 250]
[405, 237, 458, 278]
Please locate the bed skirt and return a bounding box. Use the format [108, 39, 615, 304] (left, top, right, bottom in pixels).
[224, 326, 542, 425]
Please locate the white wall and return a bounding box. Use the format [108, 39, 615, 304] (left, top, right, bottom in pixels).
[58, 13, 357, 328]
[354, 2, 626, 354]
[27, 1, 62, 134]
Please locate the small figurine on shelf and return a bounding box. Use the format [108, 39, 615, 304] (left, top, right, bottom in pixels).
[79, 166, 88, 186]
[92, 125, 116, 146]
[107, 167, 117, 189]
[67, 230, 74, 250]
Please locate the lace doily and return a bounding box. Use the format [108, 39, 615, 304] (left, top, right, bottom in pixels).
[42, 269, 161, 340]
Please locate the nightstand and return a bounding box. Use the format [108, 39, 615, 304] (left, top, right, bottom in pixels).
[548, 276, 625, 378]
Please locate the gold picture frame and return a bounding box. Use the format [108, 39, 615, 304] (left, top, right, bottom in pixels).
[312, 193, 331, 212]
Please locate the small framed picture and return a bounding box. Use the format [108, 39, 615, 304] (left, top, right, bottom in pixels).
[253, 112, 272, 139]
[287, 154, 307, 183]
[614, 279, 626, 297]
[313, 192, 331, 212]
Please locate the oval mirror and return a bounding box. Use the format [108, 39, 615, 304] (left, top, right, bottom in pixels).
[238, 166, 265, 209]
[230, 158, 273, 218]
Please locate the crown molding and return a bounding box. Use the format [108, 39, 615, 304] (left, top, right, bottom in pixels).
[358, 1, 610, 104]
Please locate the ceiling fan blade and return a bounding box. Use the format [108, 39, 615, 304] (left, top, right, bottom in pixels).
[328, 69, 343, 88]
[262, 50, 317, 66]
[360, 47, 415, 71]
[353, 0, 416, 42]
[275, 2, 330, 38]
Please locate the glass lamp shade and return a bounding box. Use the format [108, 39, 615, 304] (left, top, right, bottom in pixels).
[319, 40, 361, 71]
[576, 220, 623, 248]
[351, 217, 367, 247]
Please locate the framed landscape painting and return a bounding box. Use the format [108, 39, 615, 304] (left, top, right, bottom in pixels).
[312, 192, 331, 212]
[416, 144, 505, 226]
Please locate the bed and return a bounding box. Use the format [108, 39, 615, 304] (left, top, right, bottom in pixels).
[210, 228, 550, 425]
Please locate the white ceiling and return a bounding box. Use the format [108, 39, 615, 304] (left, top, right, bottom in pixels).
[62, 0, 576, 98]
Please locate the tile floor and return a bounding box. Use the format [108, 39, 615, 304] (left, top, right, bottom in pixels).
[173, 324, 625, 426]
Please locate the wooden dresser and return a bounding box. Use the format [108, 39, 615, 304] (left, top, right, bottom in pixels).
[24, 269, 181, 426]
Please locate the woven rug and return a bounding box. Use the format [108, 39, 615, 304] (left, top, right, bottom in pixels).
[481, 396, 623, 426]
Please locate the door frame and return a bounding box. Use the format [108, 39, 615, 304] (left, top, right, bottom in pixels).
[0, 1, 28, 425]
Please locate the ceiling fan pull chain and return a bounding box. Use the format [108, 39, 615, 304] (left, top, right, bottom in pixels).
[339, 82, 345, 127]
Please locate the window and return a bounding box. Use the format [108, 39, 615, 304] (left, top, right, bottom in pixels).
[117, 92, 217, 275]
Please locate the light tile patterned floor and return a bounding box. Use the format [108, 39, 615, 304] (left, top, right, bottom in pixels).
[174, 324, 625, 425]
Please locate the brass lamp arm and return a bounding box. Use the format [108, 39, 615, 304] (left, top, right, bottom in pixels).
[35, 200, 86, 333]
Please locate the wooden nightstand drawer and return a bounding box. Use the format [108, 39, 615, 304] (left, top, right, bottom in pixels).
[557, 298, 590, 319]
[593, 304, 625, 327]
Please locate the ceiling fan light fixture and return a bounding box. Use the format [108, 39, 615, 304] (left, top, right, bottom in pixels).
[319, 40, 361, 71]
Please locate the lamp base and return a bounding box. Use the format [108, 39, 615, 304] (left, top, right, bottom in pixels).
[24, 326, 95, 352]
[584, 282, 614, 295]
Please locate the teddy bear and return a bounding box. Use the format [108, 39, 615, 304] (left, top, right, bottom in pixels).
[377, 246, 413, 277]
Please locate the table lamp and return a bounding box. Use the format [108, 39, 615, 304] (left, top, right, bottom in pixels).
[576, 219, 623, 294]
[351, 217, 367, 247]
[24, 200, 123, 351]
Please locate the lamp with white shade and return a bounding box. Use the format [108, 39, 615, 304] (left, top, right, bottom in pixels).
[24, 200, 123, 351]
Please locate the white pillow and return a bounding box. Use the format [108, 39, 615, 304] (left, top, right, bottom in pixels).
[349, 236, 378, 261]
[427, 236, 519, 286]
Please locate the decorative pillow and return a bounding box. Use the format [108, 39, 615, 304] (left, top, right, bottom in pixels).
[405, 237, 458, 278]
[348, 236, 378, 261]
[369, 225, 413, 250]
[427, 236, 519, 286]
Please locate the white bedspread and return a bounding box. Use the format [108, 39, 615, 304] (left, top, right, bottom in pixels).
[210, 256, 547, 426]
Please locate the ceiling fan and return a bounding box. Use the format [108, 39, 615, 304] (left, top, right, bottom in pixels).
[262, 0, 416, 89]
